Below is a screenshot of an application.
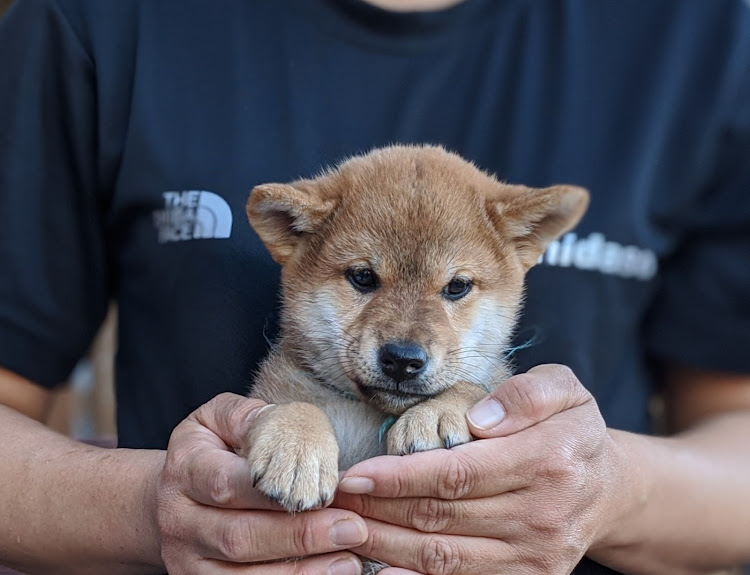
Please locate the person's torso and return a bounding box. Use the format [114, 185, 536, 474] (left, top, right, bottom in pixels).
[65, 0, 740, 451]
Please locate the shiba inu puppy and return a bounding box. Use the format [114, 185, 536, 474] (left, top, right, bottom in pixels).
[244, 145, 588, 571]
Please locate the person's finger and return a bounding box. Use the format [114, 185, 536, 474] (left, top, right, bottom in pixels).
[467, 364, 593, 438]
[186, 392, 272, 450]
[338, 437, 531, 499]
[197, 552, 362, 575]
[334, 491, 523, 539]
[175, 446, 281, 509]
[354, 517, 508, 575]
[166, 393, 278, 508]
[191, 507, 368, 563]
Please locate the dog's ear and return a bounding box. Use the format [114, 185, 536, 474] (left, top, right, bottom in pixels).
[247, 181, 336, 265]
[487, 184, 589, 270]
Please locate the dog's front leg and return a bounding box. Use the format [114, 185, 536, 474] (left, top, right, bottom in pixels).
[244, 402, 339, 512]
[387, 381, 488, 455]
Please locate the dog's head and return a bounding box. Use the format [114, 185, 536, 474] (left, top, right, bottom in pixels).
[248, 145, 588, 414]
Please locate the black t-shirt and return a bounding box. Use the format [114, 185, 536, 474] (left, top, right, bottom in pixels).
[1, 1, 749, 573]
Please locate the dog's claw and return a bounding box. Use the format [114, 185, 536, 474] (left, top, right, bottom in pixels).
[444, 433, 467, 449]
[266, 491, 283, 505]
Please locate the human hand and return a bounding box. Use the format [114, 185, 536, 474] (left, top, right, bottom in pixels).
[335, 365, 637, 575]
[155, 392, 367, 574]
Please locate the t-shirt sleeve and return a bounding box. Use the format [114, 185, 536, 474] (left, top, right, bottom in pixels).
[645, 3, 750, 374]
[0, 0, 109, 388]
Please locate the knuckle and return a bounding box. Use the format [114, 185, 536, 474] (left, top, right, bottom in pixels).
[437, 456, 475, 500]
[526, 553, 558, 573]
[292, 516, 321, 556]
[521, 381, 548, 420]
[410, 497, 454, 533]
[195, 393, 242, 433]
[536, 441, 579, 482]
[551, 363, 576, 383]
[550, 364, 591, 404]
[215, 391, 236, 402]
[528, 505, 569, 538]
[193, 398, 217, 425]
[207, 392, 235, 411]
[506, 375, 547, 420]
[420, 535, 463, 575]
[525, 498, 584, 553]
[218, 520, 248, 562]
[388, 468, 410, 498]
[206, 467, 233, 506]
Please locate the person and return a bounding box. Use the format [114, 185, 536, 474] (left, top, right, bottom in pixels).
[0, 0, 748, 573]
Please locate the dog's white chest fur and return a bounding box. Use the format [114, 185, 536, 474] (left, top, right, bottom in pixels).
[320, 398, 389, 469]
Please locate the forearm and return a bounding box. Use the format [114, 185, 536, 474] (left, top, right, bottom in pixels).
[0, 405, 166, 574]
[589, 410, 750, 574]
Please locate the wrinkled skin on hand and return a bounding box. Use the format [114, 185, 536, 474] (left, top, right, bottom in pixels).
[155, 393, 367, 575]
[336, 365, 633, 575]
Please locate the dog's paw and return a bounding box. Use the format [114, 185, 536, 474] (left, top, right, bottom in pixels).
[386, 399, 472, 455]
[244, 402, 339, 512]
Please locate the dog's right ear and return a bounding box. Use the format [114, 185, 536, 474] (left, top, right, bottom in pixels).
[247, 181, 335, 265]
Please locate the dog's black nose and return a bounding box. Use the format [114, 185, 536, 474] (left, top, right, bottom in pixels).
[378, 341, 429, 383]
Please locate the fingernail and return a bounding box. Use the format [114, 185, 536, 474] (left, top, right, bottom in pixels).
[330, 518, 367, 546]
[329, 557, 361, 575]
[467, 397, 506, 430]
[338, 476, 375, 494]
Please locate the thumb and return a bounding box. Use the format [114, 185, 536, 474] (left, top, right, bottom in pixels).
[189, 392, 271, 450]
[466, 364, 593, 438]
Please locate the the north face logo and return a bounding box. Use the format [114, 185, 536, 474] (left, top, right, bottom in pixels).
[153, 190, 233, 243]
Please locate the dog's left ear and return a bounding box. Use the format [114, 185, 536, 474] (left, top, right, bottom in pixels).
[247, 181, 336, 265]
[487, 184, 590, 270]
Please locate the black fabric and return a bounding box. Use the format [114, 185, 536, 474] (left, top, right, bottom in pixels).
[1, 1, 749, 573]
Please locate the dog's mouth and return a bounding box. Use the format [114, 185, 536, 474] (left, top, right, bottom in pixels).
[352, 378, 435, 415]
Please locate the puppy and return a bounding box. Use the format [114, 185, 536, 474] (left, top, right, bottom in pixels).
[244, 145, 588, 571]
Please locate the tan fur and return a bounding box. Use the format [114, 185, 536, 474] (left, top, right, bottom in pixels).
[243, 145, 588, 570]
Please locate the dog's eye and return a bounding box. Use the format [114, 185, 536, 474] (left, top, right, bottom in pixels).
[346, 268, 378, 292]
[443, 277, 472, 300]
